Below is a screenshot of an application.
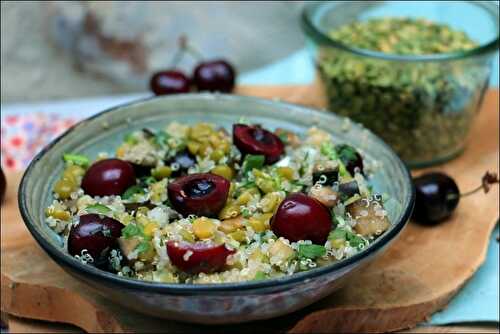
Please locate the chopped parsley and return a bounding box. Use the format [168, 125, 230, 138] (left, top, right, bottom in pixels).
[242, 154, 265, 174]
[253, 271, 268, 281]
[329, 227, 367, 250]
[122, 185, 145, 200]
[135, 241, 151, 254]
[122, 223, 142, 239]
[63, 153, 90, 168]
[298, 244, 326, 259]
[85, 204, 112, 215]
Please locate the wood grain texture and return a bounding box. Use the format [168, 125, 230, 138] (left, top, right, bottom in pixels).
[1, 87, 498, 333]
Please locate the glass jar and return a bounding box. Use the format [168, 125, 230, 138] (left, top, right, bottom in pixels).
[302, 1, 499, 167]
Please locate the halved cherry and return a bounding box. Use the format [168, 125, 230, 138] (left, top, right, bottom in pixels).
[82, 159, 136, 197]
[167, 173, 230, 217]
[68, 214, 124, 266]
[271, 193, 332, 244]
[167, 241, 235, 274]
[233, 124, 284, 164]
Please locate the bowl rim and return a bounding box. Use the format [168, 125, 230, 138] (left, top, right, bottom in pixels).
[18, 93, 415, 294]
[301, 0, 500, 62]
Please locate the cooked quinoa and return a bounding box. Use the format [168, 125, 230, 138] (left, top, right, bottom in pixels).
[45, 122, 392, 283]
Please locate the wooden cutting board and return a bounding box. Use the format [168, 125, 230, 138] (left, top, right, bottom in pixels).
[1, 86, 499, 333]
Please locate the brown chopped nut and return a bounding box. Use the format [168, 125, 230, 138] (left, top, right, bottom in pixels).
[347, 198, 390, 237]
[309, 185, 339, 207]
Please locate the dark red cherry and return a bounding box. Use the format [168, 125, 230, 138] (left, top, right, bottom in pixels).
[271, 193, 332, 244]
[167, 173, 230, 217]
[167, 241, 235, 274]
[82, 159, 136, 197]
[193, 60, 235, 93]
[336, 144, 364, 175]
[233, 124, 284, 164]
[150, 70, 190, 95]
[0, 167, 6, 204]
[68, 214, 124, 266]
[413, 172, 460, 225]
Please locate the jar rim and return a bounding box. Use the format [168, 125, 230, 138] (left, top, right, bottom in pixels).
[301, 0, 500, 62]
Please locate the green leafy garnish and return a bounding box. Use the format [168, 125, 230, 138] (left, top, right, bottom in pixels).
[347, 233, 365, 249]
[320, 142, 338, 160]
[242, 154, 265, 174]
[122, 185, 145, 200]
[85, 204, 112, 215]
[124, 133, 138, 145]
[320, 142, 350, 178]
[329, 227, 366, 250]
[63, 153, 90, 168]
[253, 271, 268, 281]
[122, 223, 142, 239]
[329, 228, 347, 241]
[336, 144, 358, 164]
[241, 207, 252, 218]
[298, 244, 326, 259]
[154, 131, 171, 147]
[140, 176, 156, 186]
[135, 241, 150, 254]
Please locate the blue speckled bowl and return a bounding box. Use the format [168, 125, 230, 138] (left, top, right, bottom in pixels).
[18, 94, 414, 324]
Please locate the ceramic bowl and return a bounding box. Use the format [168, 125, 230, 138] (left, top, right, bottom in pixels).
[18, 94, 415, 324]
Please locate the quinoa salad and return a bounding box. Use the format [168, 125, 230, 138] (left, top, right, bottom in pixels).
[45, 122, 392, 284]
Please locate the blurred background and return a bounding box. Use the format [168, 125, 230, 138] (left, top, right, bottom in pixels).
[1, 1, 311, 102]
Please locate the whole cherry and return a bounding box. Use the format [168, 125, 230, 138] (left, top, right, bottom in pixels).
[271, 193, 332, 244]
[193, 60, 236, 93]
[150, 70, 190, 96]
[0, 167, 6, 204]
[413, 171, 499, 225]
[81, 159, 136, 197]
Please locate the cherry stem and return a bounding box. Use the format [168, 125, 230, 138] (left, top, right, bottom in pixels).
[460, 171, 499, 198]
[168, 35, 204, 68]
[178, 35, 203, 61]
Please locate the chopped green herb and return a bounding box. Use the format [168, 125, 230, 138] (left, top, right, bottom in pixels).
[63, 154, 90, 168]
[85, 204, 112, 215]
[320, 142, 350, 177]
[241, 207, 252, 218]
[329, 228, 347, 241]
[346, 233, 365, 250]
[298, 244, 326, 259]
[122, 223, 142, 239]
[124, 133, 138, 145]
[135, 241, 150, 254]
[140, 176, 156, 186]
[122, 185, 145, 200]
[253, 271, 268, 281]
[336, 145, 358, 164]
[320, 142, 338, 160]
[242, 155, 265, 174]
